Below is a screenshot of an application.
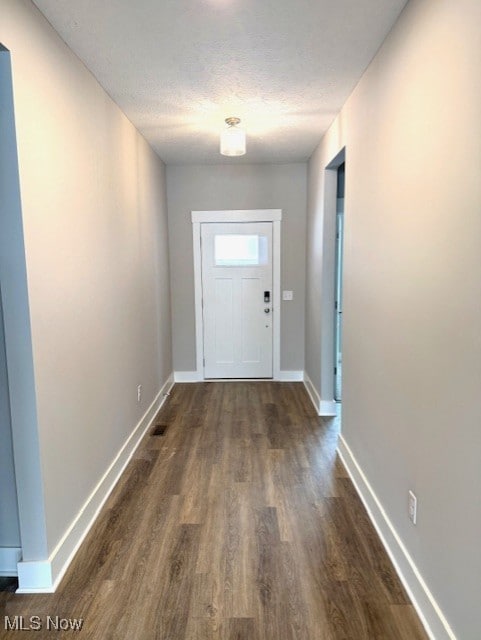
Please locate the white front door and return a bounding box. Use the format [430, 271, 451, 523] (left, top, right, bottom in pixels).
[201, 222, 273, 378]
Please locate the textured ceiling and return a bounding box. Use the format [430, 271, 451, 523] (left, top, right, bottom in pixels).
[32, 0, 408, 165]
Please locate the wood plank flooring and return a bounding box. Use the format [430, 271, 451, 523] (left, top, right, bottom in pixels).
[0, 383, 428, 639]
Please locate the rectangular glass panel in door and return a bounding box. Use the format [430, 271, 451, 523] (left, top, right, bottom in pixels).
[201, 222, 273, 378]
[214, 235, 268, 266]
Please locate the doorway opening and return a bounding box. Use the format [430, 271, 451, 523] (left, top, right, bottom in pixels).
[191, 210, 282, 381]
[201, 222, 273, 379]
[0, 44, 49, 584]
[0, 44, 22, 577]
[320, 147, 345, 414]
[334, 163, 345, 402]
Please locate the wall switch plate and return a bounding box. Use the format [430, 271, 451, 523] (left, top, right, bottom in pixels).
[137, 385, 142, 403]
[282, 290, 293, 301]
[408, 490, 417, 525]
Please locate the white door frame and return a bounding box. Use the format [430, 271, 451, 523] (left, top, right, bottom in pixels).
[191, 209, 282, 380]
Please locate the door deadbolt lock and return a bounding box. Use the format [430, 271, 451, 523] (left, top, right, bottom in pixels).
[264, 291, 271, 303]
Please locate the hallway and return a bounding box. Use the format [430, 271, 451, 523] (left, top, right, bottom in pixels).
[1, 383, 427, 639]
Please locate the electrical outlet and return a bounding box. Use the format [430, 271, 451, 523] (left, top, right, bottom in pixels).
[137, 385, 142, 403]
[408, 490, 417, 525]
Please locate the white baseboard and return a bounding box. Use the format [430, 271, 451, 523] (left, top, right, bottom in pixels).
[303, 372, 321, 413]
[277, 370, 304, 382]
[337, 435, 456, 640]
[174, 371, 203, 382]
[303, 373, 338, 416]
[0, 547, 21, 576]
[17, 561, 52, 591]
[16, 373, 175, 593]
[319, 400, 337, 416]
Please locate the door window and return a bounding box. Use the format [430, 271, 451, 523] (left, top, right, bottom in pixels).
[214, 234, 268, 266]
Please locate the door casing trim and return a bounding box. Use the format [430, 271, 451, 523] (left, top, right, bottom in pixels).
[191, 210, 282, 381]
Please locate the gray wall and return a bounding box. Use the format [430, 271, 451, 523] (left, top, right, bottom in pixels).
[0, 293, 20, 548]
[0, 0, 172, 560]
[167, 163, 307, 373]
[305, 0, 481, 637]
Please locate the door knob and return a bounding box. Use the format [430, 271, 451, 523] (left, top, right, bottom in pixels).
[264, 308, 270, 314]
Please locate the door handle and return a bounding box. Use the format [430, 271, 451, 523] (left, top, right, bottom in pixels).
[264, 308, 270, 314]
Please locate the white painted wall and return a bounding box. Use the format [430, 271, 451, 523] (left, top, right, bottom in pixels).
[0, 0, 172, 579]
[167, 163, 307, 374]
[305, 0, 481, 638]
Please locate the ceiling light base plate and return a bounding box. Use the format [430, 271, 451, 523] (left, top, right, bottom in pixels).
[225, 117, 241, 127]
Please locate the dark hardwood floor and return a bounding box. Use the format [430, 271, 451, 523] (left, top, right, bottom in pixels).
[0, 382, 428, 639]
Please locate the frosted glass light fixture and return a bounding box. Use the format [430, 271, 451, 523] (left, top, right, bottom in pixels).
[220, 117, 246, 156]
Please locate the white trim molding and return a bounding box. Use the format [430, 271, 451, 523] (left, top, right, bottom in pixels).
[191, 209, 282, 382]
[17, 561, 53, 592]
[174, 371, 203, 383]
[0, 547, 22, 576]
[16, 373, 175, 593]
[192, 221, 204, 378]
[303, 372, 338, 416]
[320, 400, 337, 416]
[192, 209, 282, 223]
[303, 372, 321, 413]
[338, 435, 457, 640]
[272, 220, 281, 380]
[277, 370, 304, 382]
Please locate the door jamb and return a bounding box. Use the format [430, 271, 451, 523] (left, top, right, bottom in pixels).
[322, 148, 346, 409]
[191, 209, 282, 381]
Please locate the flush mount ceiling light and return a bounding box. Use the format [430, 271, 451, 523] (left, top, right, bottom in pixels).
[220, 117, 246, 156]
